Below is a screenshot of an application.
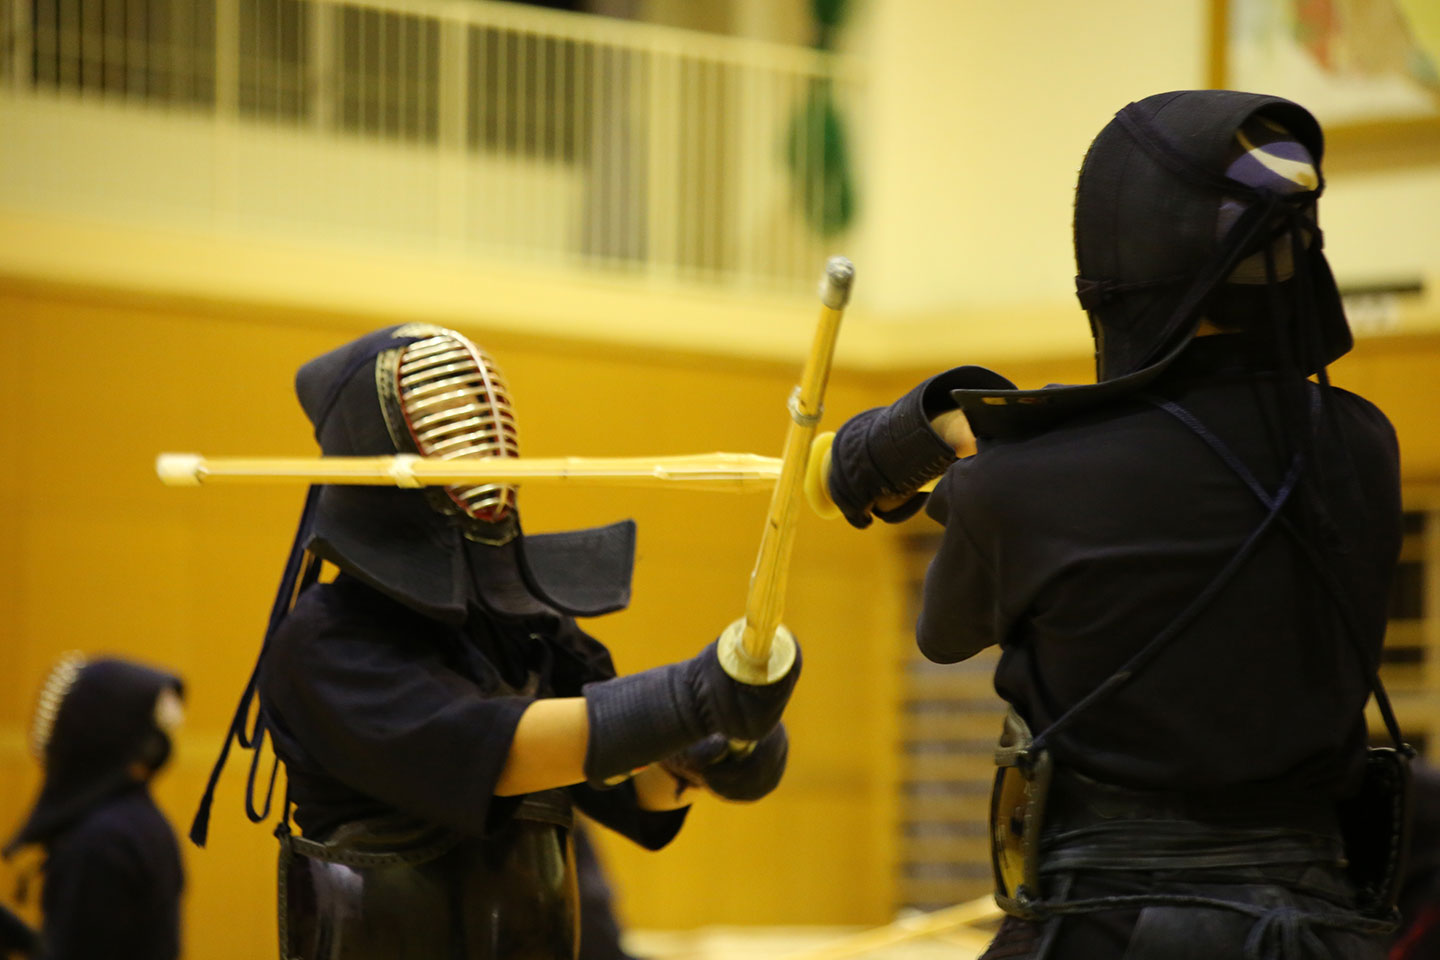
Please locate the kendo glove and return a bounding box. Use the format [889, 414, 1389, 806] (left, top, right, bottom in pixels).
[829, 365, 1013, 529]
[581, 639, 801, 787]
[661, 727, 789, 802]
[829, 374, 960, 529]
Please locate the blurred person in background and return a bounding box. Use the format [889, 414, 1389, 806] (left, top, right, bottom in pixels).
[191, 324, 796, 960]
[2, 655, 186, 960]
[826, 90, 1407, 959]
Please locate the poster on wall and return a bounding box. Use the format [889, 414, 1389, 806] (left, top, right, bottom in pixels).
[1220, 0, 1440, 130]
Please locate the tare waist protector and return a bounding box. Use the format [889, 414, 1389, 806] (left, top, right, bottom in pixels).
[279, 790, 576, 960]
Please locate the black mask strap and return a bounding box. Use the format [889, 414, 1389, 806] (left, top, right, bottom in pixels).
[190, 335, 421, 847]
[1126, 191, 1286, 374]
[1149, 398, 1409, 754]
[1075, 274, 1188, 312]
[189, 487, 320, 846]
[1032, 443, 1303, 755]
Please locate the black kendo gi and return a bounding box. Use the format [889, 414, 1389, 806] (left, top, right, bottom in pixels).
[191, 325, 795, 960]
[3, 659, 186, 960]
[828, 91, 1410, 960]
[261, 567, 693, 959]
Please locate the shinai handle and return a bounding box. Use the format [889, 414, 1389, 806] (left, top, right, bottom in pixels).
[716, 256, 853, 694]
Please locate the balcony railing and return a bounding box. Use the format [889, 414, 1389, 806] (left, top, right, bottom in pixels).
[0, 0, 860, 293]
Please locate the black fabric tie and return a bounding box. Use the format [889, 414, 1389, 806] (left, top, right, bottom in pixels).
[190, 334, 422, 847]
[1244, 905, 1331, 960]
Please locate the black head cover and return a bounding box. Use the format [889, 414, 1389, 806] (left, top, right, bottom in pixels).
[295, 325, 635, 623]
[953, 90, 1351, 439]
[5, 658, 182, 857]
[189, 326, 639, 849]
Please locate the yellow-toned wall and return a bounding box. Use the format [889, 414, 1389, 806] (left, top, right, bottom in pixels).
[4, 5, 1440, 950]
[0, 278, 921, 956]
[9, 0, 1439, 376]
[845, 0, 1440, 357]
[6, 273, 1440, 956]
[848, 0, 1210, 319]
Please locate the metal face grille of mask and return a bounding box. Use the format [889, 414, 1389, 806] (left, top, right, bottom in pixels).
[392, 333, 520, 522]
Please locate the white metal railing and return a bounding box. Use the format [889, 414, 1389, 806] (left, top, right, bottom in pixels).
[0, 0, 860, 293]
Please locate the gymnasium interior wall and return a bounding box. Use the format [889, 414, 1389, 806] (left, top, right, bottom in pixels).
[4, 0, 1440, 955]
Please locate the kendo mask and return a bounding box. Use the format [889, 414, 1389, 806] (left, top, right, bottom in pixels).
[365, 323, 520, 543]
[4, 655, 184, 857]
[950, 90, 1351, 438]
[295, 324, 635, 623]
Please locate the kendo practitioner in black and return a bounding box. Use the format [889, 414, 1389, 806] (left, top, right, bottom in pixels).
[3, 655, 187, 960]
[190, 323, 797, 960]
[826, 91, 1410, 959]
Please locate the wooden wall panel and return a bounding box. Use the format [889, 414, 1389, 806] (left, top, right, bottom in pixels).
[6, 275, 1440, 955]
[0, 279, 914, 956]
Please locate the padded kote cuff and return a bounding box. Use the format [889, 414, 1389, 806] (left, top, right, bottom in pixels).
[829, 375, 960, 529]
[581, 667, 706, 787]
[873, 495, 932, 525]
